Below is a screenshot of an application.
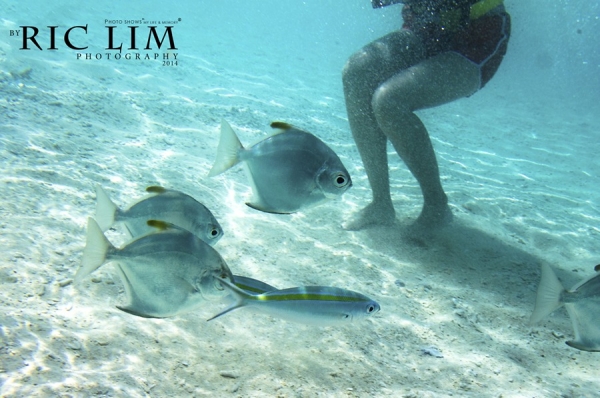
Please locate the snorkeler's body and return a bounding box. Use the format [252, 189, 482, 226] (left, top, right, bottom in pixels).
[343, 0, 510, 230]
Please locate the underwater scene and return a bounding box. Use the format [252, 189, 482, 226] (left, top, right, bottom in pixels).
[1, 0, 599, 397]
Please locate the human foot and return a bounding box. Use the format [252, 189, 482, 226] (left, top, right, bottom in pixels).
[401, 205, 453, 245]
[343, 201, 396, 231]
[413, 204, 453, 231]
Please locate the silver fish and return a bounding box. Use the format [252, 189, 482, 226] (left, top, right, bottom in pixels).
[75, 218, 233, 318]
[530, 264, 600, 352]
[208, 278, 380, 326]
[207, 120, 352, 214]
[95, 185, 223, 245]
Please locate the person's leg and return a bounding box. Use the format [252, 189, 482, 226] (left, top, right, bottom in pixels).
[372, 51, 481, 229]
[342, 31, 426, 230]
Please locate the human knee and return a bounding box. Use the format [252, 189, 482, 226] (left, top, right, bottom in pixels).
[342, 49, 377, 87]
[371, 83, 411, 123]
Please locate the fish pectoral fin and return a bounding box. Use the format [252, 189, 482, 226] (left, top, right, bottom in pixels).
[146, 219, 174, 231]
[207, 277, 251, 322]
[245, 202, 293, 215]
[206, 302, 244, 322]
[146, 220, 188, 234]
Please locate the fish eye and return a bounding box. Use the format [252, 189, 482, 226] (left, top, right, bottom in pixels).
[333, 173, 349, 188]
[367, 305, 376, 313]
[210, 228, 219, 238]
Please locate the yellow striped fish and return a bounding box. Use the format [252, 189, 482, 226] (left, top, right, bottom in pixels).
[208, 277, 380, 326]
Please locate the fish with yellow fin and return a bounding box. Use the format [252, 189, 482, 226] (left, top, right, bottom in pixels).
[208, 120, 352, 214]
[75, 218, 233, 318]
[208, 277, 380, 326]
[95, 185, 223, 245]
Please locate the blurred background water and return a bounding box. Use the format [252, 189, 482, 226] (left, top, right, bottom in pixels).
[4, 1, 598, 115]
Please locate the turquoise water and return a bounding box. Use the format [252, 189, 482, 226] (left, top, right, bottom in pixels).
[1, 1, 599, 397]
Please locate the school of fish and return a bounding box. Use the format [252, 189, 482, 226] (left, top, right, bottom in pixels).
[75, 119, 600, 352]
[76, 120, 379, 327]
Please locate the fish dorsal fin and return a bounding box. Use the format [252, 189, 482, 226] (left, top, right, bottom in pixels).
[270, 121, 293, 130]
[146, 186, 167, 194]
[269, 121, 310, 137]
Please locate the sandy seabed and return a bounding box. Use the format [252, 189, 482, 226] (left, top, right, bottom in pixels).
[1, 9, 600, 398]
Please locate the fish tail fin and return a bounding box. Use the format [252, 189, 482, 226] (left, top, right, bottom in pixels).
[94, 185, 119, 231]
[207, 119, 243, 177]
[529, 264, 565, 324]
[206, 277, 251, 322]
[75, 217, 115, 284]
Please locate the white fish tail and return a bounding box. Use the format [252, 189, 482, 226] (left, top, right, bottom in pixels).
[529, 264, 565, 324]
[74, 217, 115, 284]
[207, 119, 243, 177]
[94, 185, 118, 231]
[206, 277, 251, 321]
